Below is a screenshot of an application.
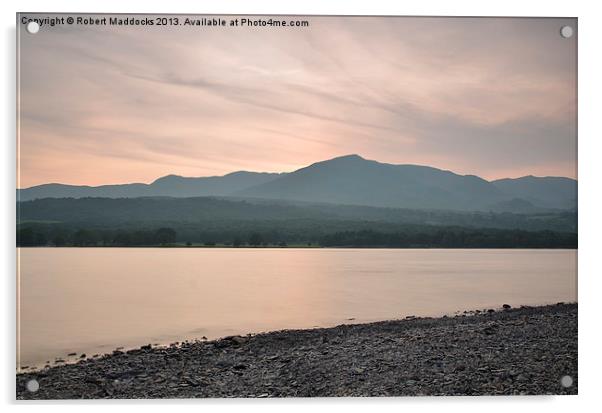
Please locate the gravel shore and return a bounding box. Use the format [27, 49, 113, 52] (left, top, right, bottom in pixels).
[17, 303, 577, 399]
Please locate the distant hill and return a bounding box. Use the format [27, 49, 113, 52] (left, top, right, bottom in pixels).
[491, 176, 577, 210]
[17, 196, 577, 233]
[17, 155, 577, 212]
[487, 198, 539, 214]
[18, 171, 282, 202]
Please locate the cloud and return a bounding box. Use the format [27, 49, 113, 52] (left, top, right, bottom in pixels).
[18, 15, 576, 187]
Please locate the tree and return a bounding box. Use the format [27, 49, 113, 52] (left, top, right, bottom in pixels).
[73, 229, 97, 247]
[155, 228, 177, 245]
[17, 228, 35, 246]
[248, 232, 263, 246]
[52, 233, 67, 247]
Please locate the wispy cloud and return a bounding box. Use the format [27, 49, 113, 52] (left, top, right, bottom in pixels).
[18, 15, 576, 187]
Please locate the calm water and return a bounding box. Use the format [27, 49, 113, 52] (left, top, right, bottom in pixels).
[17, 248, 576, 369]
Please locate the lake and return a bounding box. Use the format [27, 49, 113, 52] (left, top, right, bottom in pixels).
[17, 248, 577, 369]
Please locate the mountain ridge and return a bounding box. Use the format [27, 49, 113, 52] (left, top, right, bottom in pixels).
[17, 154, 577, 212]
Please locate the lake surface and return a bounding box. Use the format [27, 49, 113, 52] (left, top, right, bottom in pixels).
[17, 248, 576, 369]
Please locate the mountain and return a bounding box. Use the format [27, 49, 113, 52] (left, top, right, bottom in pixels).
[147, 171, 282, 196]
[491, 176, 577, 210]
[236, 154, 509, 211]
[18, 171, 282, 202]
[17, 155, 577, 212]
[16, 183, 151, 200]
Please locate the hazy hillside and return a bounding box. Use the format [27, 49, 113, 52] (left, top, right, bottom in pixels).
[17, 196, 577, 233]
[492, 176, 577, 210]
[18, 171, 282, 202]
[16, 196, 577, 248]
[17, 155, 577, 212]
[17, 183, 150, 200]
[149, 171, 283, 197]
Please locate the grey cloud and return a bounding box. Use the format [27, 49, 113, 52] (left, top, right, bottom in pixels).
[18, 14, 577, 186]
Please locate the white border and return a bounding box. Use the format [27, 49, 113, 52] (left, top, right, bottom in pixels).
[2, 0, 601, 411]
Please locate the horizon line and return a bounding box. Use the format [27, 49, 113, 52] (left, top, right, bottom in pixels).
[17, 154, 577, 190]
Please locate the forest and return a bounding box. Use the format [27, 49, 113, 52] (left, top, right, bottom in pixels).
[17, 222, 577, 248]
[17, 196, 577, 231]
[16, 197, 577, 248]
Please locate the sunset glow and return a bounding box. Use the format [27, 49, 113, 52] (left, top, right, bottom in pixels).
[18, 16, 577, 187]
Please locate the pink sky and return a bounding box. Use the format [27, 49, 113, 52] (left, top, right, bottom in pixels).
[18, 16, 576, 188]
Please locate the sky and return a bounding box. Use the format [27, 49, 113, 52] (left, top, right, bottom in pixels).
[18, 15, 577, 188]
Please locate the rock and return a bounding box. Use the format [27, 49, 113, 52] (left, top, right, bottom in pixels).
[216, 359, 234, 368]
[185, 378, 200, 387]
[80, 353, 86, 358]
[487, 309, 495, 314]
[214, 335, 247, 348]
[502, 304, 512, 310]
[140, 344, 152, 350]
[226, 335, 248, 345]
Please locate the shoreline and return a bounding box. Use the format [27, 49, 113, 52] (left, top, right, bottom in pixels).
[17, 300, 576, 373]
[17, 303, 577, 398]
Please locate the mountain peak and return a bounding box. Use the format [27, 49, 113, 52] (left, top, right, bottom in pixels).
[330, 154, 365, 162]
[152, 174, 182, 184]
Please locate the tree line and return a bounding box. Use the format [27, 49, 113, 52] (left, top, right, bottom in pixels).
[18, 227, 177, 247]
[17, 196, 577, 233]
[319, 228, 577, 249]
[17, 224, 576, 248]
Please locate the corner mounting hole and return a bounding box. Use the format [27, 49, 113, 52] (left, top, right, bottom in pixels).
[560, 375, 573, 388]
[26, 379, 39, 392]
[560, 25, 573, 39]
[26, 21, 40, 34]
